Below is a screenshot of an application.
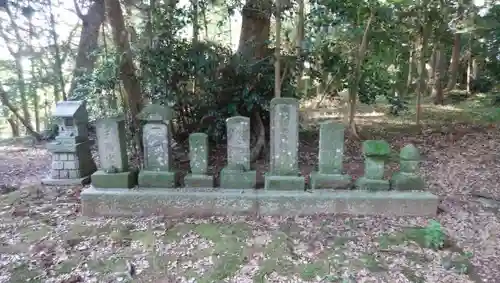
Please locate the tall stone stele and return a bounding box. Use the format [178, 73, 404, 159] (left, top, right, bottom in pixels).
[264, 97, 305, 190]
[356, 140, 390, 191]
[137, 104, 179, 188]
[391, 144, 425, 190]
[310, 121, 352, 189]
[220, 116, 257, 189]
[42, 100, 97, 185]
[90, 116, 137, 189]
[184, 133, 214, 187]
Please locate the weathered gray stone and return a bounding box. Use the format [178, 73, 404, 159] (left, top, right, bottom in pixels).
[95, 118, 128, 172]
[137, 104, 179, 188]
[310, 121, 352, 189]
[184, 133, 214, 187]
[81, 188, 438, 217]
[356, 140, 391, 191]
[392, 144, 425, 191]
[89, 117, 137, 189]
[220, 116, 256, 189]
[265, 98, 305, 190]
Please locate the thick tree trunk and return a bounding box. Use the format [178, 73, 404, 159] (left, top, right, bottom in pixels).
[431, 46, 445, 105]
[295, 0, 305, 90]
[445, 33, 461, 91]
[415, 10, 432, 125]
[7, 118, 20, 137]
[237, 0, 272, 162]
[105, 0, 144, 157]
[68, 0, 105, 98]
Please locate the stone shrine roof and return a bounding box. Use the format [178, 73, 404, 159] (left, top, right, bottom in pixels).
[52, 100, 87, 120]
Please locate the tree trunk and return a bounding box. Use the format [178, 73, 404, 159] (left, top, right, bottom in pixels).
[295, 0, 305, 90]
[348, 10, 374, 140]
[405, 46, 413, 96]
[237, 0, 272, 162]
[445, 33, 461, 91]
[275, 0, 282, 98]
[0, 85, 41, 140]
[7, 118, 20, 137]
[431, 46, 445, 104]
[68, 0, 105, 98]
[48, 0, 67, 101]
[415, 11, 432, 125]
[105, 0, 143, 154]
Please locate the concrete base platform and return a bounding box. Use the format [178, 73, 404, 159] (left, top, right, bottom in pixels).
[42, 176, 90, 186]
[80, 187, 439, 217]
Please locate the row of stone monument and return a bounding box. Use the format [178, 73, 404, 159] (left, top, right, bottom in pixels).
[42, 98, 423, 192]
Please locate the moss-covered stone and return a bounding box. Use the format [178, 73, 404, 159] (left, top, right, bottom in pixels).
[264, 174, 305, 190]
[91, 170, 137, 189]
[219, 168, 256, 189]
[138, 170, 179, 188]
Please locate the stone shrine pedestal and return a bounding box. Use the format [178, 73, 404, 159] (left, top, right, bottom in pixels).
[42, 140, 96, 185]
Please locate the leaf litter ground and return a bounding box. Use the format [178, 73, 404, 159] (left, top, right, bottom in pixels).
[1, 100, 500, 282]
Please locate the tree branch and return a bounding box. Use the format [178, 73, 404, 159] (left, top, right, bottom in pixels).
[73, 0, 85, 20]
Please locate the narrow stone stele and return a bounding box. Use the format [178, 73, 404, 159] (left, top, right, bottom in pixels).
[184, 133, 214, 188]
[220, 116, 256, 189]
[89, 117, 137, 189]
[309, 121, 352, 189]
[264, 97, 305, 190]
[137, 104, 179, 188]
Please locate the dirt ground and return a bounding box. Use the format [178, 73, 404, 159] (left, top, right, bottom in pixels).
[1, 98, 500, 283]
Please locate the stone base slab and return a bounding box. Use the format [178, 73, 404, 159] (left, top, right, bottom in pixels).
[91, 170, 137, 189]
[219, 168, 256, 189]
[310, 172, 352, 190]
[80, 188, 439, 217]
[42, 175, 90, 186]
[138, 170, 180, 188]
[264, 175, 305, 190]
[391, 173, 425, 191]
[184, 174, 214, 188]
[356, 177, 390, 191]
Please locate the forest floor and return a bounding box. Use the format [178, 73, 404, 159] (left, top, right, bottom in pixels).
[1, 94, 500, 283]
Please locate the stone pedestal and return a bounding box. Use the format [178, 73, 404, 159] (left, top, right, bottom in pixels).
[42, 141, 96, 185]
[264, 98, 305, 190]
[184, 174, 215, 188]
[220, 166, 257, 189]
[310, 172, 352, 190]
[91, 170, 137, 188]
[138, 171, 180, 188]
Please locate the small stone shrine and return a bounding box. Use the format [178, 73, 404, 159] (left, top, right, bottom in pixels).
[90, 116, 137, 188]
[42, 100, 96, 185]
[392, 144, 425, 190]
[356, 140, 391, 191]
[220, 116, 256, 189]
[137, 104, 179, 188]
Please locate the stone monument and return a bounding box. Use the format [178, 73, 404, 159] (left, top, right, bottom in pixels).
[137, 104, 179, 188]
[309, 121, 351, 189]
[264, 97, 305, 190]
[184, 133, 214, 187]
[42, 100, 96, 185]
[391, 144, 425, 190]
[219, 116, 256, 189]
[90, 117, 137, 188]
[356, 140, 391, 191]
